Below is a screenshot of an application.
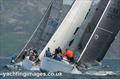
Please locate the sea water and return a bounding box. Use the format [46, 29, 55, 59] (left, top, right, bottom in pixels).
[0, 58, 120, 79]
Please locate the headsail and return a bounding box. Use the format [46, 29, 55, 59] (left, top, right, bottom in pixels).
[77, 0, 120, 67]
[15, 0, 63, 62]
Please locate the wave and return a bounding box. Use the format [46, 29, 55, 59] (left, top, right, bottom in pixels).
[85, 70, 119, 76]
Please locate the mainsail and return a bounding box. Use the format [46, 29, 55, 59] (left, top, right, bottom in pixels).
[78, 0, 109, 51]
[39, 0, 92, 60]
[77, 0, 120, 67]
[68, 0, 109, 53]
[15, 0, 63, 62]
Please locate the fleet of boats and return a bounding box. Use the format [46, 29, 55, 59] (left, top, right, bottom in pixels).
[6, 0, 120, 73]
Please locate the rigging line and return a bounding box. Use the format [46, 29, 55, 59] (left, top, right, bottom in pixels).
[98, 27, 113, 34]
[77, 0, 111, 62]
[15, 0, 55, 61]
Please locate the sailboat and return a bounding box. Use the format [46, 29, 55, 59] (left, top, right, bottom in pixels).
[5, 0, 64, 70]
[77, 0, 120, 70]
[39, 0, 92, 72]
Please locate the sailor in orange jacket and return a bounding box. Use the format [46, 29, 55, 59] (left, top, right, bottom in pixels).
[62, 49, 75, 63]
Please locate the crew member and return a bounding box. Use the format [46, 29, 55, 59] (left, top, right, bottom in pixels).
[62, 49, 75, 63]
[55, 46, 62, 55]
[46, 47, 52, 57]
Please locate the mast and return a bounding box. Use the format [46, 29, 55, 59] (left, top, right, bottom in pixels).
[77, 0, 120, 67]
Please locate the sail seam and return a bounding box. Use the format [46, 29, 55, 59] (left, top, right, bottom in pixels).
[98, 27, 113, 34]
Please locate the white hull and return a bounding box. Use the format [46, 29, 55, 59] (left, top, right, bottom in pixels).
[8, 57, 80, 73]
[40, 57, 73, 72]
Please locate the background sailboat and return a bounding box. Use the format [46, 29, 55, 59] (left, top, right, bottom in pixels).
[77, 0, 120, 69]
[15, 0, 63, 62]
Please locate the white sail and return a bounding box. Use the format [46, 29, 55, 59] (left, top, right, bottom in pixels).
[39, 0, 92, 60]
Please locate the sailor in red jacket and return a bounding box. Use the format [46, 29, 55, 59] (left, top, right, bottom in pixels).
[62, 49, 75, 63]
